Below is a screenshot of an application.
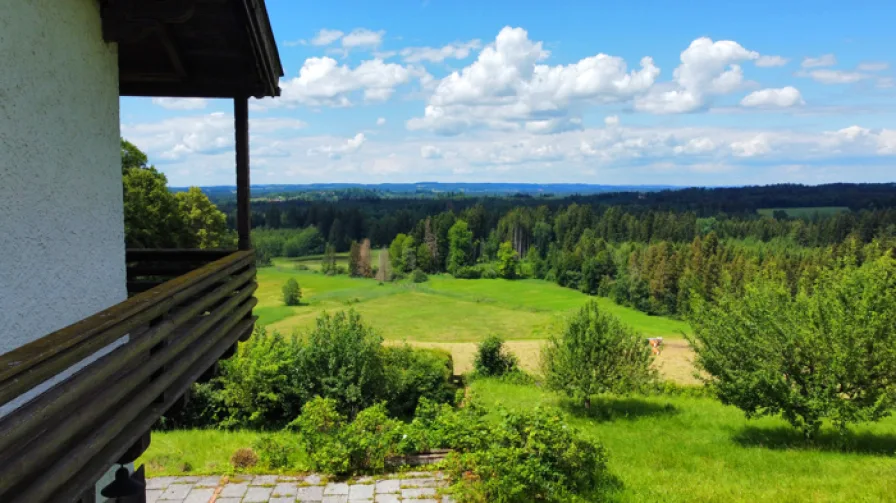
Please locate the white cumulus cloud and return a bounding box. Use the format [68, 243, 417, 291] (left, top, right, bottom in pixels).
[858, 61, 889, 71]
[635, 37, 759, 114]
[341, 28, 384, 49]
[401, 40, 482, 63]
[421, 145, 443, 159]
[740, 87, 804, 108]
[376, 117, 387, 126]
[311, 29, 345, 46]
[408, 26, 659, 134]
[308, 133, 366, 158]
[279, 57, 411, 107]
[151, 98, 208, 110]
[802, 54, 837, 68]
[755, 55, 789, 67]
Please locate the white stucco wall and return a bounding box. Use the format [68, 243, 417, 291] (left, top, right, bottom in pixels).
[0, 1, 125, 497]
[0, 0, 125, 351]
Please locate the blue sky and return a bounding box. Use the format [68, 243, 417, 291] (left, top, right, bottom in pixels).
[120, 0, 896, 187]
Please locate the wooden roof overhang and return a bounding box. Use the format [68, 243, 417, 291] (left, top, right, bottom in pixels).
[101, 0, 284, 98]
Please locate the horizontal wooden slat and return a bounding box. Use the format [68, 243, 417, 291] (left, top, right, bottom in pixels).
[11, 315, 258, 502]
[0, 250, 253, 390]
[0, 250, 259, 502]
[125, 248, 236, 262]
[0, 270, 256, 454]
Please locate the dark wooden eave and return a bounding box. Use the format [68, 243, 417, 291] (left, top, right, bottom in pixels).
[102, 0, 284, 98]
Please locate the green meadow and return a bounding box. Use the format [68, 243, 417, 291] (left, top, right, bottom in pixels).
[256, 257, 691, 344]
[138, 256, 896, 501]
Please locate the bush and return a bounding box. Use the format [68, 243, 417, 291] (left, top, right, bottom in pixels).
[543, 300, 657, 409]
[688, 257, 896, 438]
[480, 266, 498, 279]
[473, 336, 518, 377]
[230, 448, 258, 470]
[254, 433, 298, 469]
[282, 278, 301, 306]
[185, 312, 456, 429]
[445, 407, 611, 503]
[216, 328, 305, 429]
[381, 345, 456, 418]
[291, 398, 402, 474]
[295, 310, 386, 419]
[411, 268, 429, 283]
[294, 263, 310, 271]
[453, 266, 482, 279]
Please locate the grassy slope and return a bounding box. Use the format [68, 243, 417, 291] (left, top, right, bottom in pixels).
[256, 259, 690, 343]
[471, 379, 896, 503]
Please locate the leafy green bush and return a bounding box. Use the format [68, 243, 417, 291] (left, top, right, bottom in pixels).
[411, 268, 429, 283]
[282, 278, 301, 306]
[166, 312, 456, 429]
[453, 265, 482, 279]
[254, 433, 298, 469]
[543, 300, 657, 409]
[444, 407, 611, 503]
[688, 257, 896, 438]
[291, 398, 402, 474]
[473, 336, 518, 377]
[216, 328, 305, 429]
[480, 266, 498, 279]
[381, 345, 456, 418]
[294, 310, 386, 419]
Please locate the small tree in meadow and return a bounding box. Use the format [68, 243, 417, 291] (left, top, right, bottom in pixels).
[474, 335, 519, 377]
[543, 301, 656, 409]
[282, 278, 301, 306]
[688, 256, 896, 439]
[496, 241, 521, 279]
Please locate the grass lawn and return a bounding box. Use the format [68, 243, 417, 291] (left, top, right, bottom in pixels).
[757, 207, 849, 218]
[140, 430, 304, 476]
[471, 378, 896, 503]
[254, 258, 695, 381]
[141, 381, 896, 501]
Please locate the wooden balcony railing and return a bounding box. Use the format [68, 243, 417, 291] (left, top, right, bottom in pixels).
[0, 250, 257, 502]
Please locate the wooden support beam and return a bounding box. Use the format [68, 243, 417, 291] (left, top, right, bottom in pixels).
[235, 97, 251, 251]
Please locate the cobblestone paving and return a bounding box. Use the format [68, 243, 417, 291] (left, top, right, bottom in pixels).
[145, 472, 454, 503]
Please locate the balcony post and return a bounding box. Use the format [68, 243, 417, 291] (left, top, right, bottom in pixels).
[234, 96, 251, 251]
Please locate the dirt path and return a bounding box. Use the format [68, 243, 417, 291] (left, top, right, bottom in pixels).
[396, 339, 700, 385]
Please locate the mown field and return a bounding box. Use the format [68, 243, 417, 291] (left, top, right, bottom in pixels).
[255, 256, 694, 380]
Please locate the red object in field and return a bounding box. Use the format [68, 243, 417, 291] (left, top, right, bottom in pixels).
[647, 337, 664, 355]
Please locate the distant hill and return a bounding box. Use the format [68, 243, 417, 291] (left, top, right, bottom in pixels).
[171, 182, 679, 199]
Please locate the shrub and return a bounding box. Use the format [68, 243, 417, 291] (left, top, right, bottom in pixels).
[230, 448, 259, 470]
[411, 268, 429, 283]
[294, 263, 310, 271]
[453, 266, 481, 279]
[295, 310, 386, 419]
[381, 345, 456, 418]
[473, 336, 518, 377]
[282, 278, 301, 306]
[254, 433, 298, 469]
[445, 407, 611, 503]
[543, 301, 657, 409]
[688, 257, 896, 438]
[480, 266, 498, 279]
[291, 398, 402, 474]
[216, 327, 305, 429]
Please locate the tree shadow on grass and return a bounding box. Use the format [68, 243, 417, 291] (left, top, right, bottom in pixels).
[560, 396, 679, 423]
[733, 425, 896, 456]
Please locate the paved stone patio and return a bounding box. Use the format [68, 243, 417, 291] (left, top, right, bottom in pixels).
[145, 472, 454, 503]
